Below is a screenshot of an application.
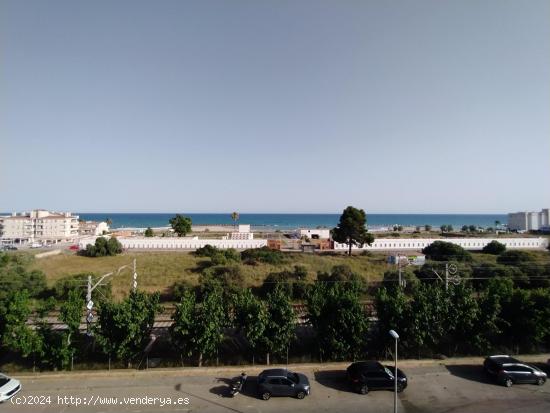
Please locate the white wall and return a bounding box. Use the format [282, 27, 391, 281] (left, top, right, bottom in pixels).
[334, 237, 549, 251]
[79, 236, 267, 250]
[300, 229, 330, 239]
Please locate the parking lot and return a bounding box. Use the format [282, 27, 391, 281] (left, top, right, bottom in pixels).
[3, 360, 550, 413]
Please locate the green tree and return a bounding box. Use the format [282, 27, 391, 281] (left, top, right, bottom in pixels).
[36, 323, 72, 370]
[82, 237, 122, 257]
[262, 286, 296, 364]
[306, 282, 369, 360]
[468, 225, 477, 232]
[169, 214, 192, 237]
[231, 211, 239, 229]
[59, 289, 83, 369]
[332, 206, 374, 256]
[170, 289, 196, 364]
[232, 289, 268, 364]
[144, 227, 154, 237]
[461, 225, 469, 232]
[1, 291, 43, 367]
[95, 291, 160, 367]
[422, 241, 472, 262]
[190, 289, 225, 366]
[482, 240, 506, 255]
[424, 224, 432, 232]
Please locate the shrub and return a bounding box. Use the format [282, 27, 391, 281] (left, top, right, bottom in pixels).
[422, 241, 472, 262]
[81, 237, 123, 257]
[482, 241, 506, 255]
[497, 250, 535, 266]
[53, 273, 112, 300]
[241, 247, 285, 265]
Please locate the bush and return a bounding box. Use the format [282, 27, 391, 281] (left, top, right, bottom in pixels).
[260, 265, 310, 299]
[53, 273, 112, 300]
[497, 250, 535, 266]
[422, 241, 472, 262]
[482, 241, 506, 255]
[0, 253, 47, 301]
[317, 265, 367, 293]
[81, 237, 123, 257]
[241, 247, 285, 265]
[195, 245, 219, 257]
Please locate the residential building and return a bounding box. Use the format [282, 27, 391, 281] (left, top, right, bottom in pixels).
[0, 210, 79, 244]
[508, 209, 550, 231]
[78, 220, 110, 236]
[299, 228, 331, 239]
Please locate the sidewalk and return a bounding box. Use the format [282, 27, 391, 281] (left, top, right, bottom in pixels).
[13, 353, 550, 380]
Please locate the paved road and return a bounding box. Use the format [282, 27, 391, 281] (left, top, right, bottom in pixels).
[3, 363, 550, 413]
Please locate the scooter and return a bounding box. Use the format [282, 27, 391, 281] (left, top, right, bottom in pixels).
[229, 372, 247, 397]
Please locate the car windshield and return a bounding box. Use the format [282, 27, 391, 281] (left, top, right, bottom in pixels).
[0, 377, 10, 386]
[384, 367, 394, 377]
[287, 372, 299, 383]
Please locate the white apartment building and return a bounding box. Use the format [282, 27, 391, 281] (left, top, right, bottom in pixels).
[222, 224, 254, 240]
[0, 210, 80, 244]
[78, 220, 110, 236]
[508, 209, 550, 231]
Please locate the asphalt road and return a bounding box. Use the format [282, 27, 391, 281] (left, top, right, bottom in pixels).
[3, 363, 550, 413]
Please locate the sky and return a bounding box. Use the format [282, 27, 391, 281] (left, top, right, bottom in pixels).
[1, 0, 549, 214]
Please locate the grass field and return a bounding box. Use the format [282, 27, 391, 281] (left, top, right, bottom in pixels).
[29, 250, 393, 300]
[27, 248, 550, 301]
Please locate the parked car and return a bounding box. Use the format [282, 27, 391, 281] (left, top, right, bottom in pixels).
[483, 355, 547, 387]
[346, 361, 407, 394]
[3, 245, 17, 251]
[0, 373, 21, 403]
[257, 369, 310, 400]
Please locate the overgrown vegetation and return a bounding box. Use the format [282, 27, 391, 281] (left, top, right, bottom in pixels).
[80, 237, 123, 257]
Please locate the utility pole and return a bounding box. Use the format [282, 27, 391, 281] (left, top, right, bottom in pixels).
[132, 258, 137, 292]
[398, 255, 402, 287]
[85, 260, 137, 335]
[445, 262, 449, 291]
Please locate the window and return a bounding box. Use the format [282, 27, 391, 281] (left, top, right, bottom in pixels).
[268, 378, 281, 385]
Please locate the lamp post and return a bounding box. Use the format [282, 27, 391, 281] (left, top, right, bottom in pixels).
[389, 329, 400, 413]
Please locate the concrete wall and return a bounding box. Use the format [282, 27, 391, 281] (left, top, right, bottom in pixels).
[79, 236, 267, 250]
[334, 237, 549, 251]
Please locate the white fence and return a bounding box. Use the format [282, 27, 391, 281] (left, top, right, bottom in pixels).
[334, 237, 549, 251]
[79, 237, 267, 250]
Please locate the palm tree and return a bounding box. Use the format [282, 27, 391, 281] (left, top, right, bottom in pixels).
[495, 220, 501, 233]
[231, 212, 239, 230]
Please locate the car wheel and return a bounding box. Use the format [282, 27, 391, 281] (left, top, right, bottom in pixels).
[536, 377, 546, 386]
[296, 391, 306, 399]
[261, 392, 271, 401]
[360, 384, 369, 395]
[397, 384, 404, 393]
[504, 378, 513, 388]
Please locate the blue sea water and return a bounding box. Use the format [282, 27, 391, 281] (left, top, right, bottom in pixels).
[75, 213, 507, 230]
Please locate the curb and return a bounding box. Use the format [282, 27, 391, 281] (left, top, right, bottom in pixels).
[12, 353, 550, 380]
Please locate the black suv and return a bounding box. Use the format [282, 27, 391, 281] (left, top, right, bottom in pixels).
[347, 361, 407, 394]
[257, 369, 311, 400]
[483, 355, 547, 387]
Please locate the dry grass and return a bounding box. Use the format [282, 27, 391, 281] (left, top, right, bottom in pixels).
[29, 250, 393, 300]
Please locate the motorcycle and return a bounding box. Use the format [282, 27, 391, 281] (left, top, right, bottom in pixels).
[229, 372, 247, 397]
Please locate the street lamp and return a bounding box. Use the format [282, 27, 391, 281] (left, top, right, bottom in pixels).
[389, 329, 400, 413]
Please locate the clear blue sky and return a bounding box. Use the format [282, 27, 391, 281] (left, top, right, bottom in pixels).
[1, 0, 549, 213]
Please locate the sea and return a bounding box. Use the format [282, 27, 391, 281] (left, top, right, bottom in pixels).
[75, 213, 508, 231]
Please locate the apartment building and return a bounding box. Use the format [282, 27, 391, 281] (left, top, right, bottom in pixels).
[508, 209, 550, 231]
[0, 210, 80, 244]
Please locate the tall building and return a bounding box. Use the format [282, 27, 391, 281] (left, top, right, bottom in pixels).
[508, 209, 550, 231]
[0, 210, 80, 244]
